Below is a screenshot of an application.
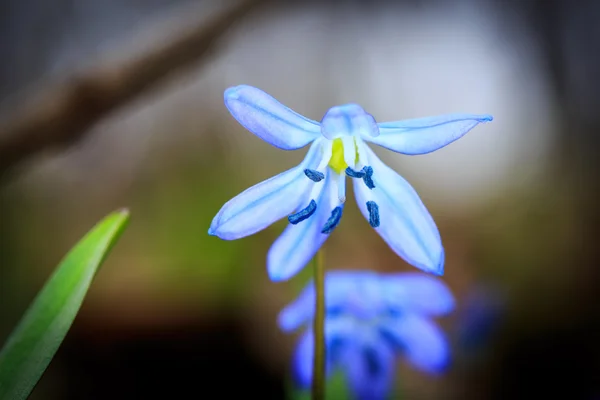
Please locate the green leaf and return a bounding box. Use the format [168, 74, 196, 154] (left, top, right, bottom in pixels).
[0, 209, 130, 400]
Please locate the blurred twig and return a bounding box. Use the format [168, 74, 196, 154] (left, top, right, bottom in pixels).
[0, 0, 265, 177]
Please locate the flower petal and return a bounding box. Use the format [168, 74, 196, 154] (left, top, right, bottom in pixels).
[292, 320, 355, 388]
[279, 271, 453, 323]
[320, 104, 379, 140]
[341, 339, 396, 400]
[267, 169, 341, 281]
[209, 140, 322, 240]
[364, 114, 493, 155]
[380, 314, 449, 374]
[353, 145, 444, 275]
[293, 329, 315, 388]
[382, 273, 455, 316]
[224, 85, 321, 150]
[278, 271, 379, 332]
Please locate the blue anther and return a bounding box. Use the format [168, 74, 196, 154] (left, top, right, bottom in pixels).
[345, 167, 365, 179]
[288, 200, 317, 224]
[366, 201, 380, 227]
[321, 206, 343, 234]
[304, 169, 324, 182]
[362, 166, 375, 189]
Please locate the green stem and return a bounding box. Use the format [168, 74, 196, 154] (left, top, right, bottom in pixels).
[312, 249, 326, 400]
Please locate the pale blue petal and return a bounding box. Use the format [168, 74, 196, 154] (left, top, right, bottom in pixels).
[332, 273, 387, 320]
[341, 339, 396, 400]
[365, 114, 493, 155]
[382, 273, 455, 316]
[380, 314, 449, 374]
[278, 271, 379, 332]
[293, 329, 315, 388]
[320, 104, 379, 139]
[278, 289, 314, 332]
[224, 85, 321, 150]
[353, 145, 444, 275]
[267, 169, 341, 281]
[292, 319, 355, 388]
[278, 285, 315, 332]
[209, 140, 322, 240]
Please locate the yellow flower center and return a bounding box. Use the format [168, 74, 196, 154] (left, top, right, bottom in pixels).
[328, 138, 347, 174]
[328, 138, 359, 174]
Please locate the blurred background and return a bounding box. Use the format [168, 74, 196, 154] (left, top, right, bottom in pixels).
[0, 0, 598, 398]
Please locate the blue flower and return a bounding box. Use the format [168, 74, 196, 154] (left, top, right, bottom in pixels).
[209, 85, 492, 280]
[456, 285, 505, 353]
[279, 271, 455, 400]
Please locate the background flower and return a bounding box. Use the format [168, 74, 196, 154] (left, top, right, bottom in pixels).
[280, 271, 455, 399]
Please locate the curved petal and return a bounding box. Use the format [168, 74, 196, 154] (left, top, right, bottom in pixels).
[341, 339, 396, 400]
[278, 290, 314, 332]
[278, 272, 453, 323]
[365, 113, 493, 155]
[278, 271, 380, 332]
[293, 329, 315, 388]
[209, 141, 322, 240]
[380, 314, 449, 375]
[353, 145, 444, 275]
[267, 169, 341, 281]
[320, 104, 379, 139]
[224, 85, 321, 150]
[382, 273, 455, 316]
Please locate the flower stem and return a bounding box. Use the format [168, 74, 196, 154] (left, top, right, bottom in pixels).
[312, 249, 326, 400]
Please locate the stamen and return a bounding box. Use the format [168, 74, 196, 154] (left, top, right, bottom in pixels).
[288, 200, 317, 224]
[345, 167, 365, 179]
[362, 166, 375, 189]
[321, 206, 343, 234]
[337, 172, 346, 203]
[304, 169, 324, 182]
[354, 138, 369, 171]
[366, 201, 380, 227]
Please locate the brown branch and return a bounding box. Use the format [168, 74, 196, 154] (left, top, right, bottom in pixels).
[0, 0, 265, 177]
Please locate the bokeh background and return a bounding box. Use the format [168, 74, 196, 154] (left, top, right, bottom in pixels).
[1, 0, 598, 398]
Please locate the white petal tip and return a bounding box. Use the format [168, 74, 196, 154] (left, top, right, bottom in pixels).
[224, 85, 244, 101]
[432, 248, 446, 276]
[267, 247, 304, 282]
[480, 114, 494, 122]
[207, 220, 220, 237]
[429, 251, 445, 276]
[418, 265, 444, 276]
[277, 313, 297, 332]
[207, 229, 223, 239]
[413, 250, 445, 276]
[207, 226, 236, 240]
[267, 257, 298, 282]
[268, 269, 292, 282]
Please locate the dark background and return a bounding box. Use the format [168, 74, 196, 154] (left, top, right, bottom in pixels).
[1, 0, 598, 398]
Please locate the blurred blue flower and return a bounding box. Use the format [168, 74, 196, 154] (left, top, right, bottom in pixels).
[455, 284, 505, 354]
[279, 271, 455, 399]
[209, 85, 492, 280]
